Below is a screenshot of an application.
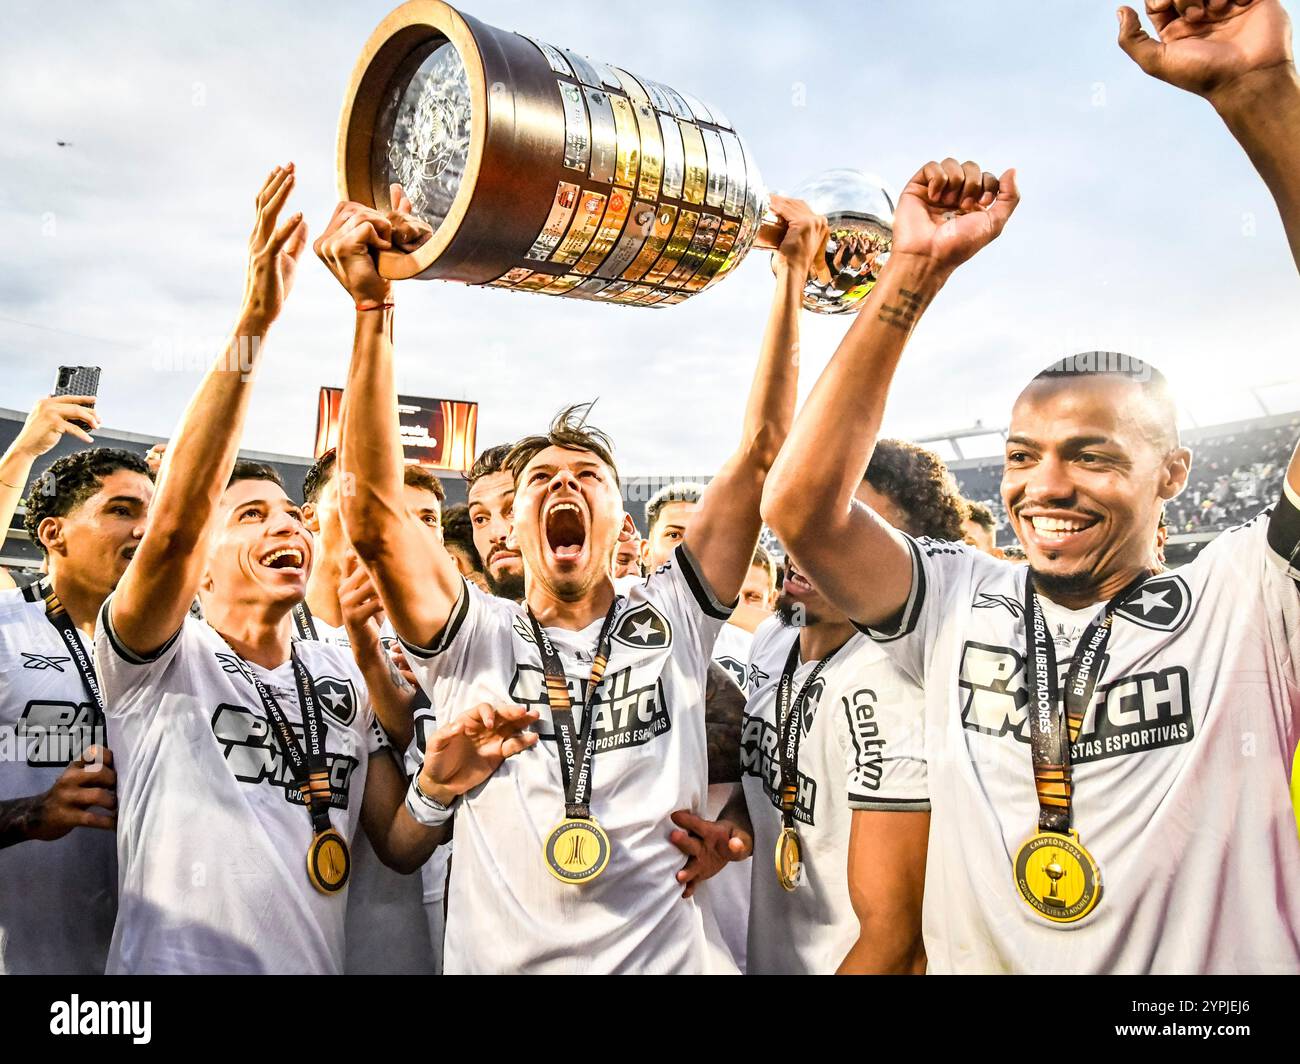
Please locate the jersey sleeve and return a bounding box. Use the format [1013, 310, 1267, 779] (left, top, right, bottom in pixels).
[1267, 481, 1300, 584]
[358, 681, 387, 754]
[1196, 490, 1300, 698]
[397, 579, 512, 724]
[832, 651, 930, 813]
[93, 593, 191, 718]
[644, 543, 736, 660]
[851, 535, 980, 688]
[403, 704, 439, 779]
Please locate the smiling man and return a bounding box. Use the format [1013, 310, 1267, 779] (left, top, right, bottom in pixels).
[0, 447, 153, 973]
[93, 166, 537, 974]
[319, 186, 825, 973]
[762, 1, 1300, 973]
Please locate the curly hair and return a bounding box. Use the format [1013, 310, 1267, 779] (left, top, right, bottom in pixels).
[864, 439, 966, 541]
[504, 403, 619, 486]
[23, 447, 153, 555]
[964, 499, 997, 532]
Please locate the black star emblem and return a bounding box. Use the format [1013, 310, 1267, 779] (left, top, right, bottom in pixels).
[1115, 574, 1190, 632]
[612, 602, 672, 650]
[313, 677, 357, 726]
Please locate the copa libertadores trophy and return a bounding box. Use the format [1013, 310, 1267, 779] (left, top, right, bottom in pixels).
[337, 0, 894, 312]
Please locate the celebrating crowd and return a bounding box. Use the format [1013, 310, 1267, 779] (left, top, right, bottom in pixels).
[2, 0, 1300, 976]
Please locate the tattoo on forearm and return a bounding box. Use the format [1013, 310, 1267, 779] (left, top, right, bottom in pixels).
[0, 795, 45, 849]
[705, 662, 745, 785]
[877, 287, 928, 332]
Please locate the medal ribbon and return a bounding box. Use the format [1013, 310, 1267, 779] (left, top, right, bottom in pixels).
[30, 578, 105, 719]
[291, 601, 318, 641]
[776, 638, 843, 831]
[239, 648, 335, 837]
[526, 599, 621, 820]
[1022, 570, 1149, 833]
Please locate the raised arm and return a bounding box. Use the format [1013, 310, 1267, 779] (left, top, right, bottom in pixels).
[762, 161, 1019, 627]
[1119, 0, 1299, 269]
[314, 192, 461, 650]
[337, 554, 418, 750]
[683, 197, 826, 604]
[1117, 0, 1300, 496]
[111, 165, 306, 654]
[0, 394, 101, 541]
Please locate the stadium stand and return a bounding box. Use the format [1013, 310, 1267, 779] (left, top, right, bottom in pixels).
[4, 406, 1296, 579]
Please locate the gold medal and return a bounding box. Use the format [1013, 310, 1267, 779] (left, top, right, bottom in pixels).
[544, 818, 611, 885]
[1013, 829, 1101, 924]
[306, 828, 351, 895]
[774, 826, 804, 892]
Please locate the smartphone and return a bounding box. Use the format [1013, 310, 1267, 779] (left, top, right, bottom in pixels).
[53, 366, 101, 430]
[54, 365, 100, 398]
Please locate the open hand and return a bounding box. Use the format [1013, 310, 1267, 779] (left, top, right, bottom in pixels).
[337, 554, 384, 658]
[241, 163, 308, 328]
[419, 703, 540, 802]
[669, 809, 753, 899]
[1118, 0, 1294, 102]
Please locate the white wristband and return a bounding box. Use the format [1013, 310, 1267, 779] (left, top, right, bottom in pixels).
[405, 776, 457, 827]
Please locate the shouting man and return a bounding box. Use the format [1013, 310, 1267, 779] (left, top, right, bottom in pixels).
[317, 185, 825, 973]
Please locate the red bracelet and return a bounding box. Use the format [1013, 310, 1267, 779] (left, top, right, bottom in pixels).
[356, 301, 395, 312]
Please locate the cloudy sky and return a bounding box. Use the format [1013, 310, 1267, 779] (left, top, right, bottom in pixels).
[3, 0, 1298, 473]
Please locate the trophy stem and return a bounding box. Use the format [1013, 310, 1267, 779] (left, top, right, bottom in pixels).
[752, 207, 786, 252]
[751, 206, 829, 264]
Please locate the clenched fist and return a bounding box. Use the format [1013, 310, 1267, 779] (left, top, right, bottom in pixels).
[889, 159, 1019, 279]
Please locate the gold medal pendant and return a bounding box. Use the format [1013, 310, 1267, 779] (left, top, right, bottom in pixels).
[1013, 829, 1101, 924]
[307, 828, 351, 895]
[544, 817, 611, 885]
[774, 826, 804, 892]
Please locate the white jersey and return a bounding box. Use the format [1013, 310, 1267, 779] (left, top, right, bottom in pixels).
[0, 584, 115, 974]
[403, 715, 453, 908]
[865, 498, 1300, 974]
[703, 620, 755, 972]
[94, 603, 384, 974]
[401, 544, 734, 974]
[712, 621, 753, 694]
[404, 708, 453, 977]
[292, 606, 435, 975]
[740, 617, 928, 975]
